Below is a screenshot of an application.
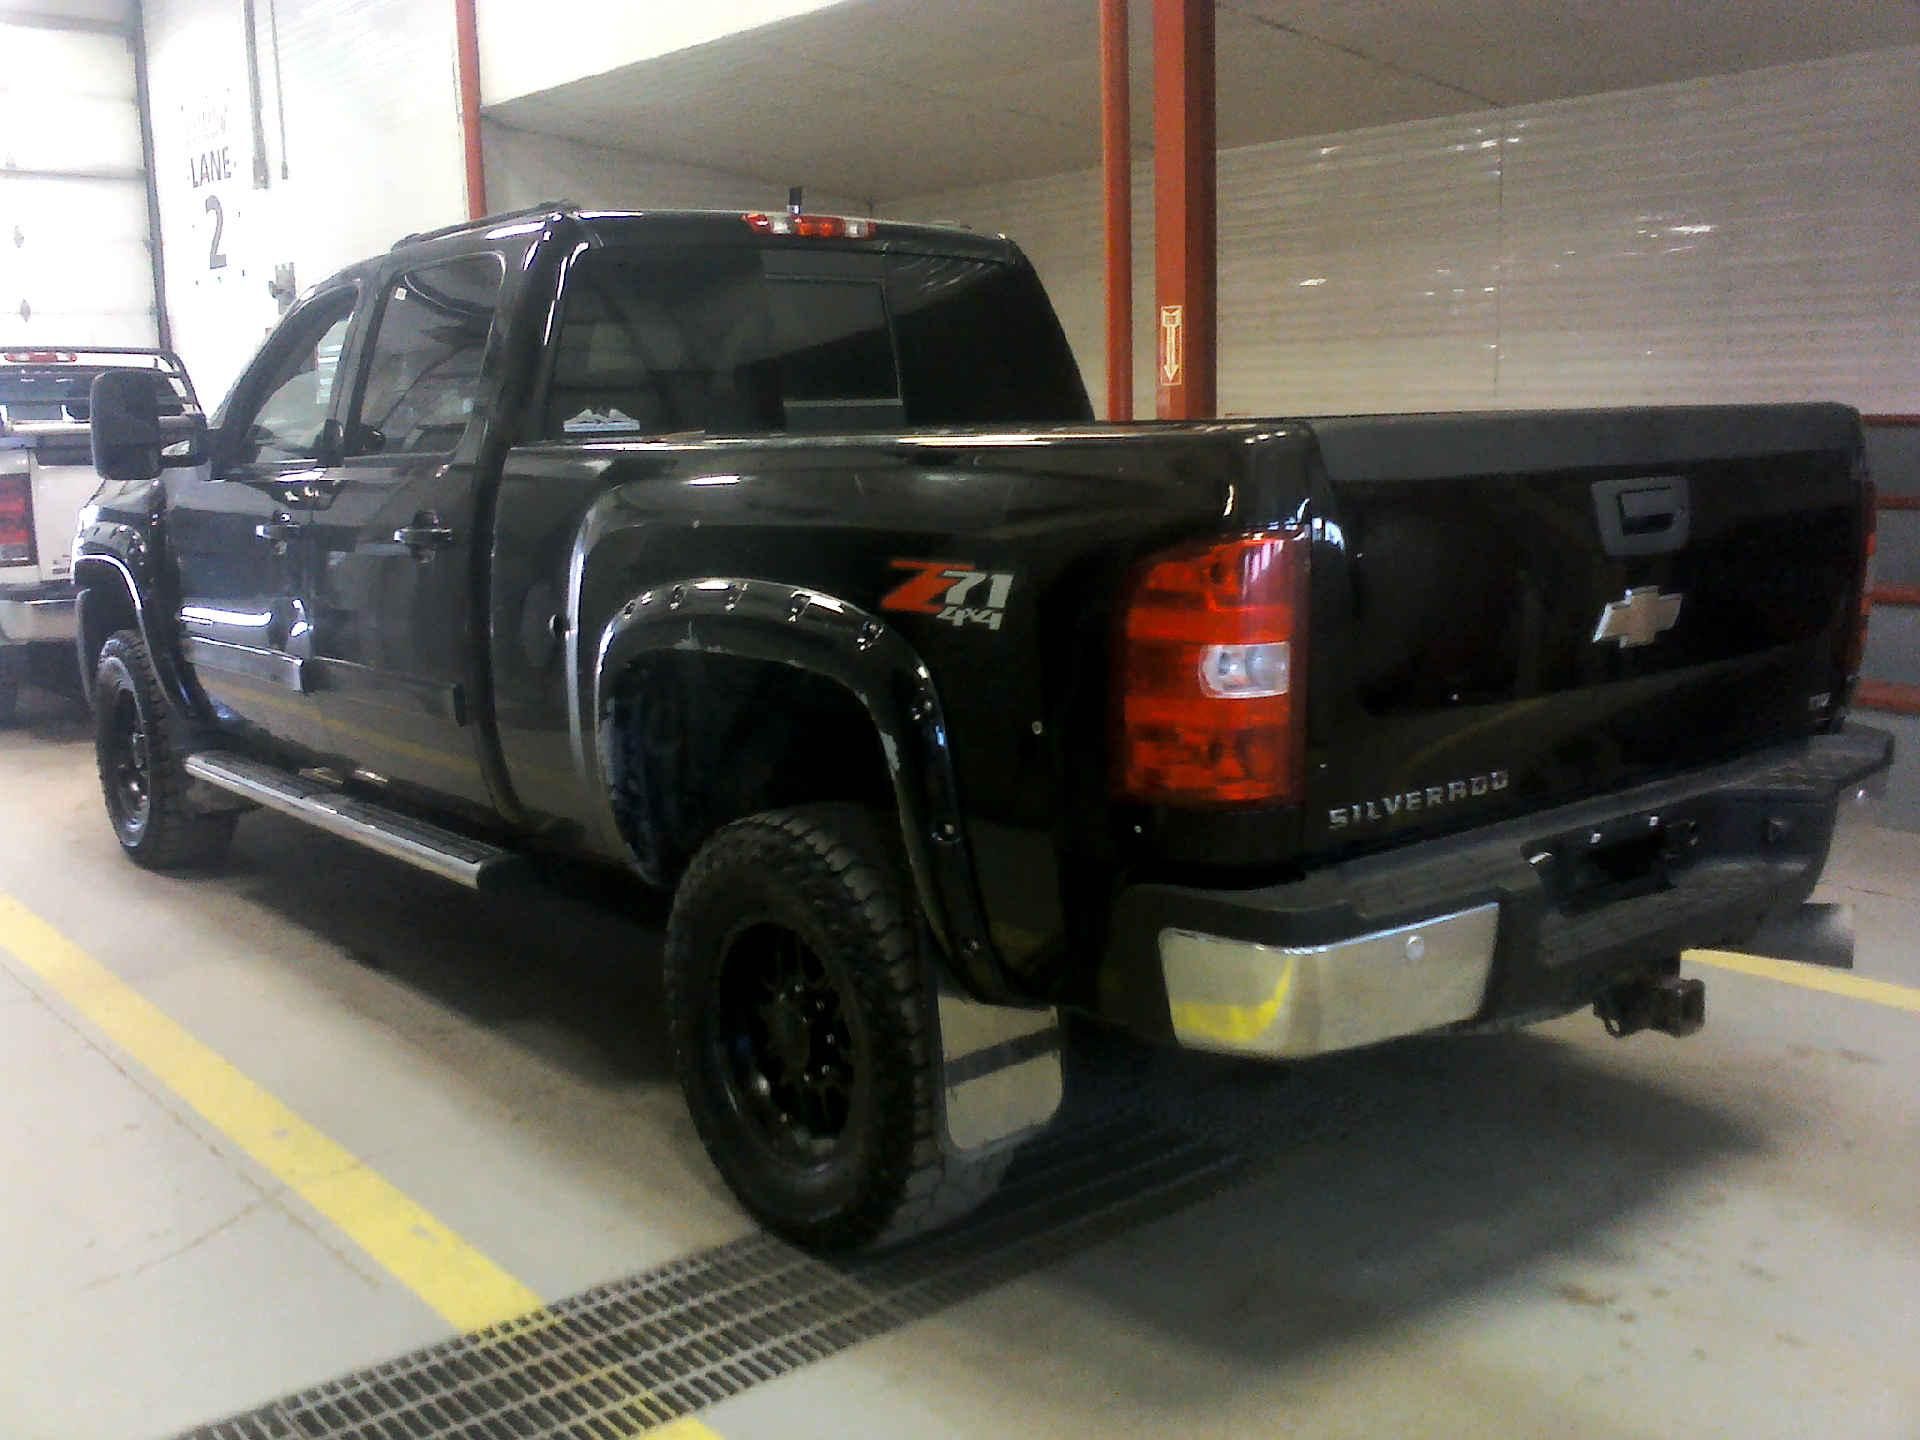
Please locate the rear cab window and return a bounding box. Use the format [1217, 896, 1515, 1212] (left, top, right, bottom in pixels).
[540, 241, 1088, 441]
[0, 360, 189, 426]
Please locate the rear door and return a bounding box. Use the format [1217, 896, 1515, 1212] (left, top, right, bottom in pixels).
[1302, 406, 1864, 856]
[301, 251, 507, 813]
[167, 287, 356, 757]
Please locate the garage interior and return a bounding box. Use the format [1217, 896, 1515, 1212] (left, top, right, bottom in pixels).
[2, 2, 1918, 1438]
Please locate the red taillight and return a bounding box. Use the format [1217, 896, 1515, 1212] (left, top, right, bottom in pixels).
[742, 211, 876, 240]
[1846, 475, 1876, 677]
[1118, 530, 1310, 805]
[0, 473, 35, 566]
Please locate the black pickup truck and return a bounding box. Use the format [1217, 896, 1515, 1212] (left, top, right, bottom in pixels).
[78, 205, 1890, 1248]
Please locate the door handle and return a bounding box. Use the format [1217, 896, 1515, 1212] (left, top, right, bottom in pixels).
[392, 516, 455, 557]
[254, 518, 303, 543]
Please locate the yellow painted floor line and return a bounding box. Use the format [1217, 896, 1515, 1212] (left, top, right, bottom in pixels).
[0, 893, 721, 1439]
[1689, 948, 1920, 1014]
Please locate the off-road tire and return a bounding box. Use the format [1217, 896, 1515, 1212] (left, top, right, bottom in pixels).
[93, 629, 235, 869]
[665, 804, 1007, 1250]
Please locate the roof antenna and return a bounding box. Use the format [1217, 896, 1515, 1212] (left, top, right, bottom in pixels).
[788, 186, 804, 216]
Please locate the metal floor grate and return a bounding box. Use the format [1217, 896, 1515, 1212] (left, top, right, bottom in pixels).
[175, 1111, 1243, 1440]
[176, 1038, 1411, 1440]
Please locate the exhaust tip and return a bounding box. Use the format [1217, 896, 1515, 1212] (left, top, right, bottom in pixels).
[1740, 903, 1855, 971]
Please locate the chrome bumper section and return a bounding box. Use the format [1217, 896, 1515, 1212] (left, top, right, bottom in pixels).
[0, 589, 77, 645]
[1160, 903, 1501, 1059]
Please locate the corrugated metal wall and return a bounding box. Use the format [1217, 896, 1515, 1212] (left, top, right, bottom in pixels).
[143, 0, 467, 407]
[893, 47, 1920, 419]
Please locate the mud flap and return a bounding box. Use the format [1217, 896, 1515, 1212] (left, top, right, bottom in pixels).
[934, 978, 1063, 1157]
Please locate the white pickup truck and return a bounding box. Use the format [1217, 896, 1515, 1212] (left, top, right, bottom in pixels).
[0, 348, 199, 720]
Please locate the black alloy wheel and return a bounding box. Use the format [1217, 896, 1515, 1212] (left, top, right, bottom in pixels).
[102, 684, 153, 842]
[714, 921, 857, 1165]
[665, 804, 1014, 1250]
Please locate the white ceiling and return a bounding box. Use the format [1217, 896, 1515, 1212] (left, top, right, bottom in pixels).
[484, 0, 1920, 202]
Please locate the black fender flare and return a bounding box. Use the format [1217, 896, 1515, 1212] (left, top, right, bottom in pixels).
[72, 534, 198, 719]
[584, 575, 1025, 1006]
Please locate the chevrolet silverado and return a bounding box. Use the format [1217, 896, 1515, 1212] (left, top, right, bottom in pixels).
[76, 205, 1891, 1248]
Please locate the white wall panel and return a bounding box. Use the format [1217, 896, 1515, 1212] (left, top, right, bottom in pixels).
[483, 123, 860, 215]
[1213, 117, 1501, 416]
[0, 176, 154, 331]
[0, 21, 153, 344]
[0, 95, 144, 174]
[893, 47, 1920, 419]
[1496, 52, 1920, 409]
[0, 24, 137, 104]
[144, 0, 467, 406]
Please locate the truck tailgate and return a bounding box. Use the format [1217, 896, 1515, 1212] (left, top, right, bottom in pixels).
[1302, 405, 1864, 857]
[1, 431, 97, 586]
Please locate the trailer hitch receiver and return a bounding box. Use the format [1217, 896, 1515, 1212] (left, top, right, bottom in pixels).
[1597, 973, 1705, 1039]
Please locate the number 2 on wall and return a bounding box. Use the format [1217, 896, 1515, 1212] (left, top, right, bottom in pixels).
[205, 194, 227, 271]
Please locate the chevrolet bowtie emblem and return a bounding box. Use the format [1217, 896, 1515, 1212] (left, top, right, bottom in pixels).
[1592, 586, 1684, 648]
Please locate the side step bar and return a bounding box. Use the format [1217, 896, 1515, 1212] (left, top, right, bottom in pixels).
[184, 751, 522, 891]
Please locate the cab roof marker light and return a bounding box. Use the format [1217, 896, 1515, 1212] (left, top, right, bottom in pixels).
[742, 212, 877, 240]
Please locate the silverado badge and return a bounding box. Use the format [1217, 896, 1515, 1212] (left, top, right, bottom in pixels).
[1328, 770, 1510, 829]
[1591, 586, 1684, 648]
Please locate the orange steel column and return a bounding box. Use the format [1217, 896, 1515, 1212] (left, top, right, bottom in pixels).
[1152, 0, 1215, 419]
[1100, 0, 1133, 421]
[454, 0, 488, 220]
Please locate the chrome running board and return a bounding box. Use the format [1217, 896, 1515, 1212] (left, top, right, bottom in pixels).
[185, 750, 521, 891]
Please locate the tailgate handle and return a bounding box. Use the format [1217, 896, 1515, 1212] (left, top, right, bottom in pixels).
[1618, 487, 1678, 535]
[1592, 475, 1690, 556]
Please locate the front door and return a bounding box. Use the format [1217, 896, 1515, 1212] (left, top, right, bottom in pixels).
[302, 252, 507, 813]
[166, 286, 356, 758]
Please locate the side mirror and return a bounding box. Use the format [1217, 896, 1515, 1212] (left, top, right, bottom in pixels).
[90, 370, 163, 483]
[161, 423, 209, 469]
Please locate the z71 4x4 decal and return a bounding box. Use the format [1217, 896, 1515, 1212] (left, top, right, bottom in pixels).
[881, 559, 1015, 631]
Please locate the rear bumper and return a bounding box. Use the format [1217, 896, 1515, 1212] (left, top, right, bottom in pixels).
[1097, 727, 1895, 1058]
[0, 581, 77, 645]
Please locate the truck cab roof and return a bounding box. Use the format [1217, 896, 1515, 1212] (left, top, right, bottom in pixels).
[387, 204, 1018, 265]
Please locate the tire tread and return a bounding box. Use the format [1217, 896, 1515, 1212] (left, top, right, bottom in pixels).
[666, 803, 1006, 1249]
[94, 629, 234, 869]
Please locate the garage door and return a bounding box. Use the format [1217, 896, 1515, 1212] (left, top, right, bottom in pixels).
[0, 7, 158, 346]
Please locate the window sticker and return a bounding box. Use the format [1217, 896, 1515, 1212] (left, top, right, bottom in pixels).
[562, 406, 643, 435]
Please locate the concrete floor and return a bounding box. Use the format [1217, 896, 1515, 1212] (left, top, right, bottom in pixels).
[0, 680, 1914, 1439]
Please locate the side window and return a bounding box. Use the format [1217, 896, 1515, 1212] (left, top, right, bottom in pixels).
[232, 290, 354, 466]
[350, 254, 506, 456]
